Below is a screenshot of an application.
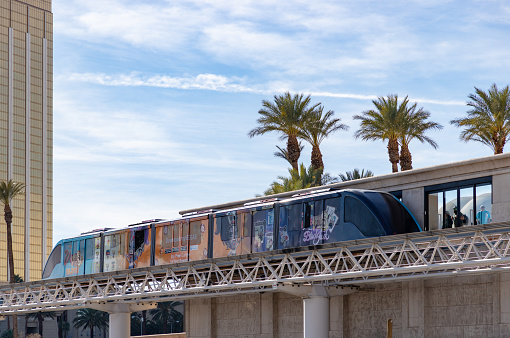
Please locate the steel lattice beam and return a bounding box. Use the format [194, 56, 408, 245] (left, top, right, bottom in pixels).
[3, 223, 510, 314]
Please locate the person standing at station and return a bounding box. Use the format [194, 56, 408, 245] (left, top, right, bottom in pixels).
[476, 205, 492, 224]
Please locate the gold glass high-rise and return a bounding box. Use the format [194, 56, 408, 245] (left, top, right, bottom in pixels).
[0, 0, 52, 281]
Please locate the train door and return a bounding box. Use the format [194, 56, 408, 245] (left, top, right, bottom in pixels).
[155, 221, 173, 265]
[127, 226, 152, 269]
[252, 208, 275, 253]
[278, 203, 302, 250]
[84, 236, 101, 274]
[301, 199, 324, 246]
[173, 220, 189, 263]
[188, 217, 209, 261]
[64, 239, 85, 276]
[213, 212, 240, 258]
[103, 231, 128, 272]
[322, 196, 343, 243]
[239, 211, 252, 255]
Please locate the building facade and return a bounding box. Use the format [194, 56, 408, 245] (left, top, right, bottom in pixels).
[0, 0, 52, 282]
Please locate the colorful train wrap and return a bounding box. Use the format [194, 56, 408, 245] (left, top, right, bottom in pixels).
[42, 189, 421, 279]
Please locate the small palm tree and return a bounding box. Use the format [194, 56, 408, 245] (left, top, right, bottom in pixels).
[399, 101, 442, 170]
[26, 312, 55, 337]
[73, 309, 108, 337]
[0, 179, 26, 338]
[353, 95, 407, 173]
[264, 164, 323, 195]
[339, 168, 374, 182]
[299, 106, 348, 171]
[149, 301, 182, 334]
[273, 143, 304, 166]
[451, 84, 510, 154]
[249, 92, 320, 170]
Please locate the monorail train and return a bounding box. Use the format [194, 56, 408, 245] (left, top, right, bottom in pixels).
[42, 189, 421, 279]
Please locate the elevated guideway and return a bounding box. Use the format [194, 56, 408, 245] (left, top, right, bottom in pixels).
[2, 222, 510, 314]
[4, 222, 510, 337]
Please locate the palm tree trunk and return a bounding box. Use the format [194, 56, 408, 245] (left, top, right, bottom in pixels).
[287, 135, 300, 170]
[91, 326, 94, 338]
[387, 138, 399, 173]
[494, 134, 505, 154]
[399, 143, 413, 171]
[311, 145, 324, 171]
[5, 204, 18, 338]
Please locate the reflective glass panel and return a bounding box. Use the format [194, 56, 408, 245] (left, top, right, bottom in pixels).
[476, 184, 492, 224]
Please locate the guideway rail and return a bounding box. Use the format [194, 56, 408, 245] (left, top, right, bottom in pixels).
[3, 222, 510, 314]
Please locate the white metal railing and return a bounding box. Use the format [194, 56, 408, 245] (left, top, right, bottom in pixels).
[2, 222, 510, 314]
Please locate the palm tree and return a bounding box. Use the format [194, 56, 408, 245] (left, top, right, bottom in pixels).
[248, 92, 320, 170]
[354, 95, 407, 173]
[273, 143, 304, 166]
[264, 164, 323, 195]
[451, 84, 510, 154]
[149, 301, 182, 334]
[0, 179, 26, 338]
[299, 106, 348, 171]
[399, 102, 442, 170]
[26, 311, 55, 337]
[73, 308, 108, 337]
[339, 168, 374, 181]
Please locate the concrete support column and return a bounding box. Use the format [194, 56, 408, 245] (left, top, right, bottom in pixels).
[109, 312, 130, 338]
[304, 295, 329, 338]
[86, 301, 157, 338]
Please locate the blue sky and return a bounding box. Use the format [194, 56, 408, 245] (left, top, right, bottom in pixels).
[52, 0, 510, 242]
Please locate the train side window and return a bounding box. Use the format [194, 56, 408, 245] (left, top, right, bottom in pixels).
[220, 214, 236, 241]
[242, 212, 252, 237]
[190, 221, 201, 245]
[42, 244, 61, 279]
[304, 202, 312, 228]
[344, 196, 385, 237]
[181, 223, 189, 246]
[173, 224, 180, 248]
[134, 230, 145, 253]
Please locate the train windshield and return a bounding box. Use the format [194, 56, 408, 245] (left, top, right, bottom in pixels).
[365, 192, 420, 233]
[42, 244, 61, 279]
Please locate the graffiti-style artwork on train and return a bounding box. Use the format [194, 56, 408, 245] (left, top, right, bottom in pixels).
[213, 212, 241, 258]
[252, 208, 274, 253]
[104, 233, 127, 272]
[84, 237, 101, 274]
[127, 226, 151, 269]
[155, 221, 192, 264]
[188, 218, 208, 261]
[64, 240, 84, 276]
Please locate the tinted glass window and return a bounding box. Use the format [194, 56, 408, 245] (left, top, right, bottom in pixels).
[344, 196, 385, 237]
[190, 220, 201, 245]
[173, 224, 180, 247]
[242, 212, 252, 237]
[181, 223, 189, 246]
[220, 214, 236, 242]
[43, 244, 61, 279]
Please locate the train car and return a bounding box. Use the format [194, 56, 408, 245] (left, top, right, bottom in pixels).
[42, 189, 420, 279]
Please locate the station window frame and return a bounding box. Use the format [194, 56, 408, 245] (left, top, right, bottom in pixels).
[424, 176, 492, 231]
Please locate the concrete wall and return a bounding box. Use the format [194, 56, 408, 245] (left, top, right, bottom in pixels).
[186, 272, 510, 338]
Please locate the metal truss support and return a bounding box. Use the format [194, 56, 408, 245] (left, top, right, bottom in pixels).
[3, 223, 510, 315]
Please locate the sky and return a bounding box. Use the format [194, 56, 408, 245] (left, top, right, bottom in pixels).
[52, 0, 510, 243]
